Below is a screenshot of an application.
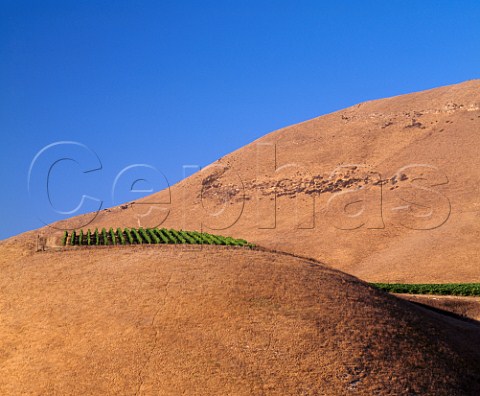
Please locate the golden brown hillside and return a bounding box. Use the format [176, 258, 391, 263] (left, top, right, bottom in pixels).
[23, 79, 480, 283]
[2, 81, 480, 394]
[1, 247, 479, 395]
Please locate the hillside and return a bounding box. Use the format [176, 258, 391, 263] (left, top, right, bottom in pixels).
[21, 79, 480, 283]
[2, 80, 480, 394]
[0, 247, 479, 395]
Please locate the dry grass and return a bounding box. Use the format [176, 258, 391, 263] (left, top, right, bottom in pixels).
[11, 80, 480, 283]
[399, 294, 480, 321]
[2, 80, 480, 394]
[0, 246, 479, 395]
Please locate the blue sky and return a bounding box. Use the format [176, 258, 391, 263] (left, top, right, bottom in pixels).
[1, 0, 480, 239]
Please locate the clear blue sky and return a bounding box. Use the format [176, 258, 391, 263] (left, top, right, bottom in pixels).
[1, 0, 480, 239]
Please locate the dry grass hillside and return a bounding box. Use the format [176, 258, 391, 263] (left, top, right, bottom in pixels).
[399, 294, 480, 322]
[1, 247, 479, 395]
[1, 81, 480, 394]
[19, 79, 480, 283]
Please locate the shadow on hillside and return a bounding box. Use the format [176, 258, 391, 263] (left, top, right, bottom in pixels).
[407, 300, 480, 327]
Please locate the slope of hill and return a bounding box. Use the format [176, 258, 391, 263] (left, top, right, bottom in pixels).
[21, 79, 480, 283]
[400, 294, 480, 322]
[0, 247, 479, 395]
[2, 80, 480, 394]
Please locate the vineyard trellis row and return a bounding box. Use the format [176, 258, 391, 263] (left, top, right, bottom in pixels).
[62, 228, 254, 248]
[371, 283, 480, 297]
